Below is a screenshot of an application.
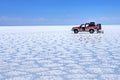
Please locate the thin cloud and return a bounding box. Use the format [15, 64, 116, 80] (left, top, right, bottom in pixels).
[0, 16, 47, 22]
[97, 17, 120, 21]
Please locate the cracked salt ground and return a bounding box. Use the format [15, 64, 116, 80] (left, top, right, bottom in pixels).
[0, 26, 120, 80]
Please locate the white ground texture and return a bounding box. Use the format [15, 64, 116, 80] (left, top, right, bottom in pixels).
[0, 25, 120, 80]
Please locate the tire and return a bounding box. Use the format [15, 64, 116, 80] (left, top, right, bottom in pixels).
[74, 29, 78, 34]
[89, 29, 94, 33]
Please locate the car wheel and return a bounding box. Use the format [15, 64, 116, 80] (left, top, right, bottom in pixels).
[74, 29, 78, 34]
[89, 29, 94, 33]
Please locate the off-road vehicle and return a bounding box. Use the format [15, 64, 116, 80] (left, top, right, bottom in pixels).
[72, 22, 104, 34]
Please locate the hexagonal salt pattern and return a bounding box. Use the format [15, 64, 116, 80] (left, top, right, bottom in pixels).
[0, 26, 120, 80]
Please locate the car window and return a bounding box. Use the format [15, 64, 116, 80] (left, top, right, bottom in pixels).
[81, 25, 85, 27]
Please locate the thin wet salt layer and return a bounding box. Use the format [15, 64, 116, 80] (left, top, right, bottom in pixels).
[0, 25, 120, 80]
